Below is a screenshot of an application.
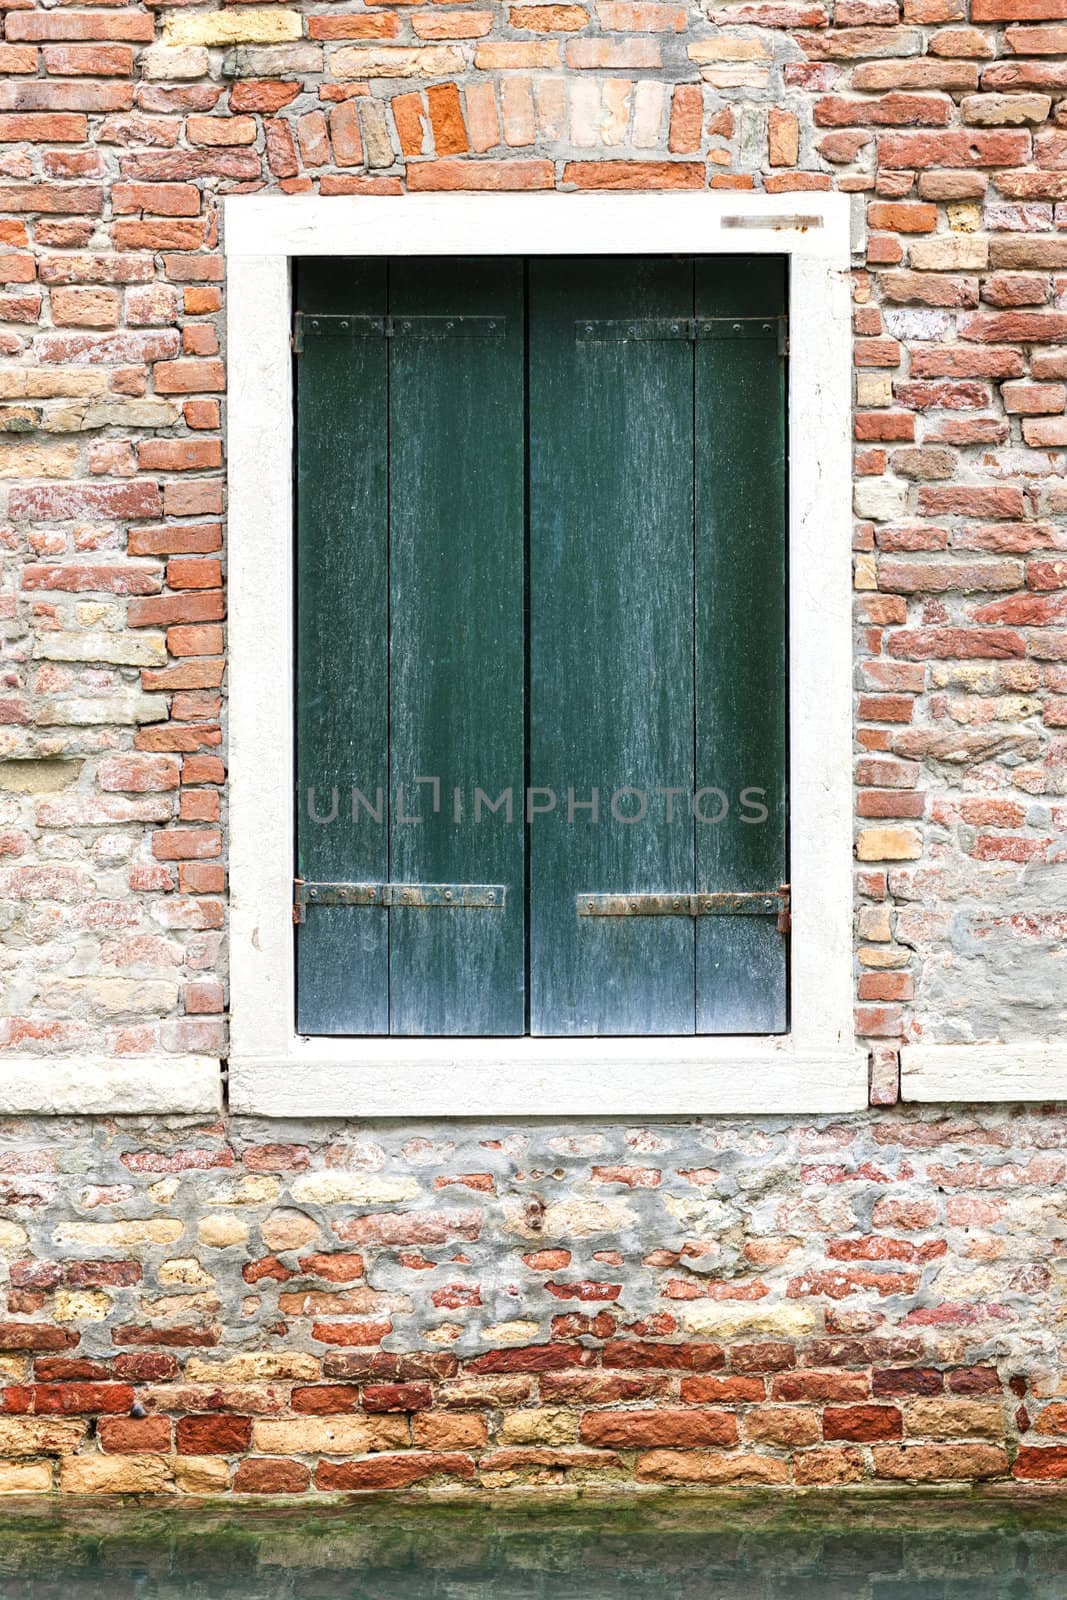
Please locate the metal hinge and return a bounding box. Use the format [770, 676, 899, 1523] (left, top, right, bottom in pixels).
[293, 879, 506, 923]
[578, 886, 791, 932]
[293, 313, 505, 353]
[576, 316, 787, 346]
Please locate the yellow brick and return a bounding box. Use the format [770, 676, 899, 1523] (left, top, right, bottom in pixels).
[854, 554, 877, 592]
[54, 1219, 183, 1248]
[474, 41, 559, 67]
[688, 37, 770, 60]
[858, 904, 892, 942]
[679, 1302, 818, 1338]
[173, 1456, 231, 1494]
[857, 374, 892, 407]
[0, 369, 107, 400]
[198, 1215, 249, 1248]
[0, 1418, 88, 1457]
[252, 1416, 409, 1454]
[909, 234, 988, 271]
[140, 1292, 221, 1318]
[0, 442, 79, 478]
[54, 1289, 110, 1324]
[904, 1398, 1005, 1439]
[0, 1461, 52, 1494]
[859, 945, 911, 969]
[207, 1175, 280, 1206]
[329, 44, 464, 77]
[60, 1455, 175, 1494]
[159, 1258, 216, 1288]
[289, 1172, 417, 1205]
[500, 1408, 578, 1445]
[948, 202, 981, 233]
[186, 1353, 321, 1382]
[856, 826, 923, 861]
[412, 1413, 488, 1449]
[260, 1209, 320, 1252]
[0, 1220, 28, 1251]
[699, 67, 769, 88]
[164, 9, 302, 46]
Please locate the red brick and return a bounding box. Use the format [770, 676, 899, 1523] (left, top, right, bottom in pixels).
[14, 484, 162, 523]
[151, 359, 225, 397]
[1014, 1446, 1067, 1480]
[128, 592, 225, 629]
[824, 1404, 904, 1441]
[329, 100, 364, 166]
[426, 83, 468, 155]
[229, 81, 301, 114]
[579, 1408, 738, 1447]
[234, 1458, 311, 1493]
[129, 523, 222, 559]
[290, 1385, 362, 1413]
[15, 1384, 134, 1413]
[602, 1341, 726, 1371]
[65, 1260, 141, 1287]
[176, 1415, 252, 1454]
[0, 1326, 81, 1354]
[563, 160, 703, 190]
[668, 85, 703, 154]
[151, 828, 221, 862]
[316, 1452, 475, 1490]
[773, 1371, 872, 1402]
[98, 1416, 172, 1452]
[137, 440, 222, 473]
[878, 130, 1031, 167]
[468, 1344, 594, 1373]
[408, 159, 554, 190]
[867, 201, 938, 232]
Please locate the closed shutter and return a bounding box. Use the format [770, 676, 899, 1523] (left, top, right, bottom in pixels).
[294, 256, 787, 1038]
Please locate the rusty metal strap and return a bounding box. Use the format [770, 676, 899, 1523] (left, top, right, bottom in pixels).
[294, 880, 506, 923]
[577, 889, 790, 921]
[575, 317, 785, 344]
[293, 314, 505, 351]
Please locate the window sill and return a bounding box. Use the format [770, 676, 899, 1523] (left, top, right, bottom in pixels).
[229, 1039, 869, 1117]
[902, 1044, 1067, 1103]
[0, 1056, 221, 1117]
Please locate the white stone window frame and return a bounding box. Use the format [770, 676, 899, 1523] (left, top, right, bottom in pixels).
[221, 189, 872, 1118]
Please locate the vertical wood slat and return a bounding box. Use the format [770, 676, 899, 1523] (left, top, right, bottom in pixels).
[694, 257, 789, 1033]
[387, 259, 526, 1035]
[528, 258, 696, 1036]
[295, 260, 390, 1035]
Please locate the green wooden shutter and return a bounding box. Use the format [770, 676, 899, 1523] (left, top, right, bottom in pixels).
[694, 258, 788, 1034]
[295, 256, 787, 1039]
[528, 259, 697, 1035]
[387, 260, 525, 1036]
[295, 261, 389, 1036]
[295, 259, 525, 1036]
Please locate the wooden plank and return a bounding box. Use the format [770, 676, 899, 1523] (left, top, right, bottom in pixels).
[294, 260, 390, 1035]
[694, 257, 788, 1034]
[528, 258, 696, 1036]
[387, 258, 526, 1035]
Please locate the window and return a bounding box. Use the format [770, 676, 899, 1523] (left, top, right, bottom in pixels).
[294, 255, 787, 1038]
[226, 193, 864, 1115]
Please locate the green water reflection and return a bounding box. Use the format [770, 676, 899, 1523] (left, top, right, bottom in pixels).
[0, 1494, 1066, 1598]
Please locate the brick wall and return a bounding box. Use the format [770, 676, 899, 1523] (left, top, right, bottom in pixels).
[2, 1112, 1067, 1494]
[1, 0, 1067, 1495]
[2, 0, 1067, 1077]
